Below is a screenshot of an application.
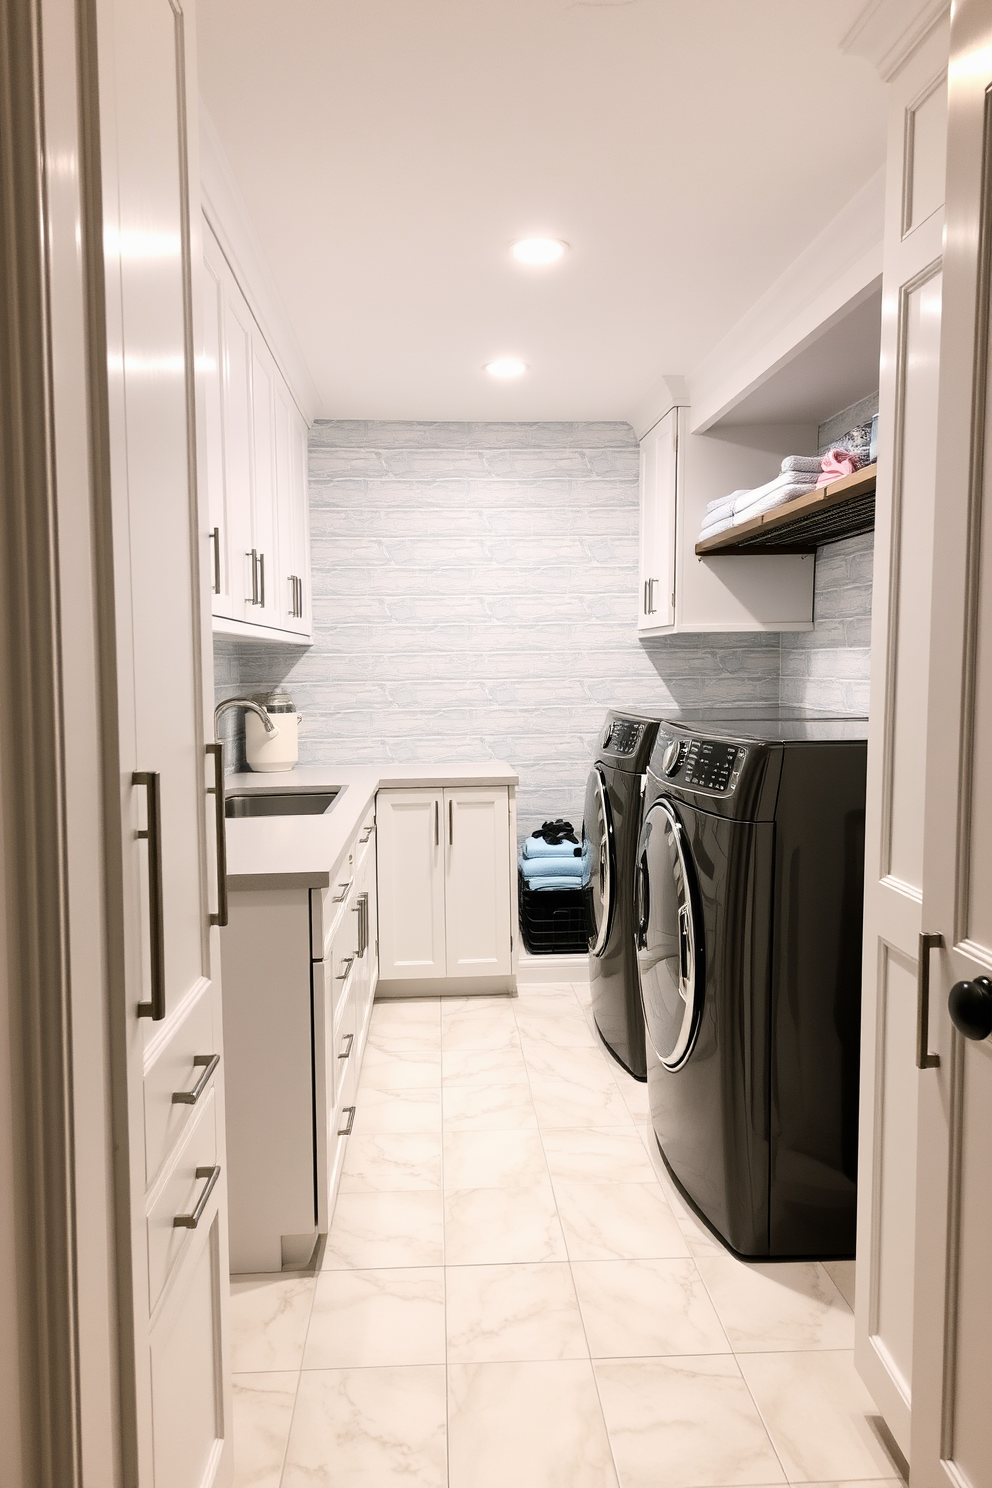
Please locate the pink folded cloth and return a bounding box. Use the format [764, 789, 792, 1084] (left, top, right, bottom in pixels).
[817, 447, 861, 487]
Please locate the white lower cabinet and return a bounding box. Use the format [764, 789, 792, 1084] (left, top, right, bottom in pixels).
[221, 805, 376, 1272]
[376, 786, 514, 991]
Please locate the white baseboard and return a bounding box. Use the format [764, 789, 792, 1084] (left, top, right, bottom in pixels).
[517, 950, 590, 984]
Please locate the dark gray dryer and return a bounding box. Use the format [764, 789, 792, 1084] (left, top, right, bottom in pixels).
[636, 710, 868, 1258]
[583, 710, 662, 1079]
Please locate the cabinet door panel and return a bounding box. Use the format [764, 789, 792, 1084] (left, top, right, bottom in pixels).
[98, 0, 232, 1473]
[376, 791, 446, 979]
[444, 788, 512, 976]
[249, 341, 280, 627]
[638, 407, 677, 634]
[275, 383, 311, 636]
[149, 1208, 226, 1488]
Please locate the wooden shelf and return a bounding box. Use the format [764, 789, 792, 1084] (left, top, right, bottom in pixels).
[694, 464, 877, 556]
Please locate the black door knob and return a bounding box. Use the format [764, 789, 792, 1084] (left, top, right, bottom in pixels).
[948, 977, 992, 1041]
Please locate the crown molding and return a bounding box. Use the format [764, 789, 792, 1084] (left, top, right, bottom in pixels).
[630, 375, 689, 442]
[198, 105, 320, 423]
[841, 0, 949, 81]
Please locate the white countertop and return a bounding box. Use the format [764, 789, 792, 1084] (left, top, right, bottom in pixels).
[225, 762, 518, 890]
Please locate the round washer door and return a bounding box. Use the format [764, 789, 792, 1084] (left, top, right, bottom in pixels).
[583, 766, 615, 956]
[635, 798, 705, 1070]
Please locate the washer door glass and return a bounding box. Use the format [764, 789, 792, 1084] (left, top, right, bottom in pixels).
[635, 798, 704, 1070]
[583, 766, 615, 956]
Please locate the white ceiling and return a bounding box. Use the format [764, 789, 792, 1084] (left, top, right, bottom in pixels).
[196, 0, 887, 422]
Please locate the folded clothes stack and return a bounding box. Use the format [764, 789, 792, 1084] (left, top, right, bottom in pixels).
[696, 450, 860, 543]
[519, 820, 591, 892]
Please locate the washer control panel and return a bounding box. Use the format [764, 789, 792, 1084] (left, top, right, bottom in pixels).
[665, 737, 747, 794]
[604, 719, 644, 755]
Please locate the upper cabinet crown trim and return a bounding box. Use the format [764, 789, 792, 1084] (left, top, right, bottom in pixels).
[842, 0, 950, 81]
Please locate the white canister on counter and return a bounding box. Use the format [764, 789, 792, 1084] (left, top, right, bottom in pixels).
[245, 688, 302, 772]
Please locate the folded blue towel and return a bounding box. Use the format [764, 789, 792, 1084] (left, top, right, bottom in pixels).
[520, 850, 590, 883]
[521, 837, 583, 859]
[525, 874, 591, 891]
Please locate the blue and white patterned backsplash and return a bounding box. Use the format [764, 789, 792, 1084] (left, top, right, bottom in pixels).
[215, 420, 870, 831]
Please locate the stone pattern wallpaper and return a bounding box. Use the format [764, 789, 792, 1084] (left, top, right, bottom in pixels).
[215, 417, 875, 825]
[216, 421, 783, 830]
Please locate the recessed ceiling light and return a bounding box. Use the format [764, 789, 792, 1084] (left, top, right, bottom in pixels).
[485, 358, 527, 378]
[510, 238, 567, 265]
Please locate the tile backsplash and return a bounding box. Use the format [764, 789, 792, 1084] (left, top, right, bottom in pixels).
[215, 418, 873, 828]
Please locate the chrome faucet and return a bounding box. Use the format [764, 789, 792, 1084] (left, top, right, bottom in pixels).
[213, 697, 279, 741]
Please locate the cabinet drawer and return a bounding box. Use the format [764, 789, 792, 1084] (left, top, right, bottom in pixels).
[147, 1089, 219, 1313]
[143, 987, 219, 1186]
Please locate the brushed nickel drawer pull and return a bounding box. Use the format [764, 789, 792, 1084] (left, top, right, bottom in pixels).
[206, 743, 228, 927]
[172, 1053, 220, 1105]
[917, 931, 944, 1070]
[174, 1165, 221, 1229]
[134, 771, 166, 1020]
[336, 956, 355, 981]
[338, 1033, 354, 1059]
[337, 1106, 356, 1137]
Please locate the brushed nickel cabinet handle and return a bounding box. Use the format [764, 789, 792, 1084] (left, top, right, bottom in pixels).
[336, 956, 355, 981]
[337, 1106, 356, 1137]
[210, 527, 221, 594]
[434, 799, 439, 846]
[338, 1033, 354, 1060]
[134, 771, 166, 1020]
[332, 878, 353, 904]
[172, 1053, 220, 1105]
[917, 931, 943, 1070]
[174, 1165, 221, 1229]
[247, 549, 258, 605]
[258, 551, 265, 608]
[449, 798, 453, 846]
[206, 742, 228, 927]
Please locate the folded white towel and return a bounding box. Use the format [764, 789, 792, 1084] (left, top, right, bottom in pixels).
[780, 454, 822, 474]
[732, 471, 817, 515]
[697, 514, 736, 541]
[733, 480, 816, 522]
[704, 489, 750, 517]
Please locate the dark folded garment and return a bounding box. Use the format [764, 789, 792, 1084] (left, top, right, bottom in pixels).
[531, 818, 578, 846]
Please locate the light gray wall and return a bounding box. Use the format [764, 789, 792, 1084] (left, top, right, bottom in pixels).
[779, 531, 872, 713]
[216, 421, 781, 829]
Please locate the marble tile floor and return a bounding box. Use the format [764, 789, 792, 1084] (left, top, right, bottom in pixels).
[230, 983, 904, 1488]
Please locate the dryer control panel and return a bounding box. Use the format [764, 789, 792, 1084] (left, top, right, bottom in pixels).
[666, 737, 746, 794]
[603, 719, 644, 755]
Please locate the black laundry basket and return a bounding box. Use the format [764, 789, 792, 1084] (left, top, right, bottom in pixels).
[518, 872, 591, 955]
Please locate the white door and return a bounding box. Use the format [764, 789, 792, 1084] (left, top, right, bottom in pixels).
[910, 2, 992, 1480]
[97, 0, 231, 1479]
[376, 790, 446, 979]
[444, 788, 512, 977]
[638, 406, 678, 635]
[853, 18, 949, 1459]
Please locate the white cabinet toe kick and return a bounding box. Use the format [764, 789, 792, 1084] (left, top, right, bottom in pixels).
[220, 768, 517, 1271]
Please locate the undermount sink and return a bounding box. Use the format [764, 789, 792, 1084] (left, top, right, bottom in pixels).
[225, 791, 339, 819]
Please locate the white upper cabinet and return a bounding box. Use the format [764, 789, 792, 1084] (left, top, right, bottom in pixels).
[201, 219, 312, 642]
[638, 409, 678, 634]
[638, 405, 815, 634]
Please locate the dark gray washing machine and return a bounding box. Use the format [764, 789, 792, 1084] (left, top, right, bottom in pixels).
[583, 710, 663, 1079]
[635, 710, 868, 1258]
